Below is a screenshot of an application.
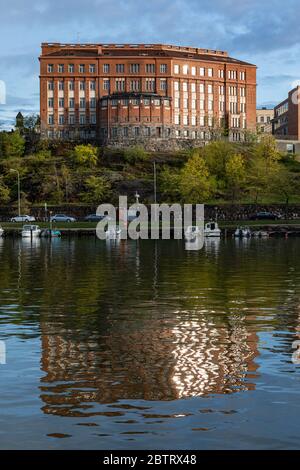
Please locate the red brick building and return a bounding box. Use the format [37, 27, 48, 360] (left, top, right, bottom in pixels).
[39, 43, 257, 146]
[273, 86, 300, 140]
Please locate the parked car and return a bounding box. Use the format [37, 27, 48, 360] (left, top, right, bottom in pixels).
[250, 211, 281, 221]
[10, 215, 36, 223]
[50, 214, 76, 223]
[84, 214, 105, 222]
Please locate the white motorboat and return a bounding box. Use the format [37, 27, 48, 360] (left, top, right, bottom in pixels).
[204, 221, 221, 237]
[253, 230, 269, 238]
[185, 225, 202, 241]
[0, 226, 4, 237]
[234, 227, 251, 238]
[21, 225, 41, 238]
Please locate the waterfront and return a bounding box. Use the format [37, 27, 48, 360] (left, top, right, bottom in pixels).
[0, 237, 300, 449]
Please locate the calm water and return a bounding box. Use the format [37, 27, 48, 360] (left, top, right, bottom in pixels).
[0, 236, 300, 449]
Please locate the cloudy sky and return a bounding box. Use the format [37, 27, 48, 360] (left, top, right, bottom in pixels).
[1, 0, 300, 129]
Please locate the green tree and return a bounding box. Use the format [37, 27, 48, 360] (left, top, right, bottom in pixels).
[225, 153, 246, 201]
[123, 146, 149, 163]
[72, 144, 98, 166]
[80, 175, 111, 204]
[179, 154, 215, 203]
[159, 166, 181, 200]
[0, 177, 10, 203]
[0, 131, 25, 159]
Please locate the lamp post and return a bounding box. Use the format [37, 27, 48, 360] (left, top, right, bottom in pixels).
[10, 169, 20, 217]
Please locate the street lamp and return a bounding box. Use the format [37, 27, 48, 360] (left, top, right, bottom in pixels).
[10, 169, 21, 217]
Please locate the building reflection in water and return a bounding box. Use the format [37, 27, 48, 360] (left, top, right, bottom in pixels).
[40, 314, 258, 416]
[36, 238, 259, 417]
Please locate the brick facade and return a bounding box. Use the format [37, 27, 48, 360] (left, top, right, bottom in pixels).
[273, 86, 300, 140]
[39, 43, 257, 146]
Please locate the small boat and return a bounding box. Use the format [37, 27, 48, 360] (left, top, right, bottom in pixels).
[185, 225, 202, 241]
[234, 227, 251, 238]
[106, 226, 121, 239]
[204, 221, 221, 237]
[253, 230, 269, 238]
[0, 226, 4, 237]
[21, 224, 41, 238]
[40, 229, 61, 238]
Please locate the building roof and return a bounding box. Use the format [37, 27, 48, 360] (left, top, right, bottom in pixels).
[40, 43, 256, 67]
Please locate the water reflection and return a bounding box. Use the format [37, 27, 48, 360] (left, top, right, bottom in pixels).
[1, 237, 300, 445]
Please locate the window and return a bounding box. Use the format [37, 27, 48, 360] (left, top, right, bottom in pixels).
[183, 115, 188, 125]
[146, 78, 155, 91]
[79, 64, 85, 73]
[69, 80, 74, 91]
[123, 127, 128, 137]
[218, 69, 224, 78]
[58, 81, 64, 91]
[191, 116, 196, 126]
[208, 68, 213, 77]
[122, 98, 129, 106]
[134, 127, 140, 136]
[160, 79, 167, 91]
[79, 114, 86, 125]
[90, 98, 96, 108]
[111, 127, 118, 138]
[68, 64, 74, 73]
[58, 98, 64, 108]
[48, 98, 54, 108]
[48, 81, 54, 91]
[228, 70, 237, 79]
[145, 127, 151, 136]
[90, 114, 96, 124]
[219, 85, 224, 95]
[68, 114, 75, 125]
[174, 81, 179, 91]
[208, 100, 213, 111]
[103, 79, 110, 90]
[48, 114, 54, 125]
[130, 63, 140, 73]
[130, 79, 140, 91]
[89, 64, 96, 73]
[240, 71, 246, 80]
[199, 116, 205, 126]
[174, 115, 180, 125]
[191, 66, 196, 76]
[58, 64, 64, 73]
[47, 64, 54, 73]
[154, 99, 160, 106]
[240, 102, 246, 113]
[200, 99, 204, 110]
[160, 64, 167, 73]
[192, 99, 196, 109]
[191, 83, 196, 93]
[115, 78, 125, 91]
[240, 87, 246, 97]
[80, 98, 86, 108]
[182, 64, 188, 75]
[146, 64, 155, 73]
[90, 80, 96, 91]
[175, 98, 180, 108]
[116, 64, 125, 73]
[58, 114, 64, 125]
[69, 98, 75, 108]
[144, 98, 150, 106]
[182, 82, 188, 92]
[103, 64, 110, 73]
[80, 81, 85, 91]
[199, 83, 204, 93]
[207, 84, 213, 94]
[174, 64, 179, 74]
[199, 67, 205, 76]
[183, 98, 188, 109]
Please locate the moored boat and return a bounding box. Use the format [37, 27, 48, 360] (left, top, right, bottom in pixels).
[21, 225, 41, 238]
[0, 226, 4, 237]
[204, 221, 221, 237]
